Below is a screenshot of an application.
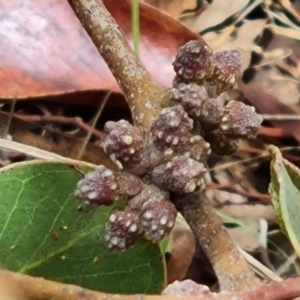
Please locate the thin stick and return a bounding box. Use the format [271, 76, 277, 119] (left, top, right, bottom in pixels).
[13, 115, 103, 140]
[1, 269, 300, 300]
[77, 91, 111, 159]
[262, 114, 300, 121]
[4, 96, 17, 139]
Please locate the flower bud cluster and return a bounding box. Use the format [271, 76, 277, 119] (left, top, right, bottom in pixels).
[75, 39, 263, 252]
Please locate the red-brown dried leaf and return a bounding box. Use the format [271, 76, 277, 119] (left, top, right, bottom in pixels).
[0, 0, 199, 100]
[0, 0, 106, 98]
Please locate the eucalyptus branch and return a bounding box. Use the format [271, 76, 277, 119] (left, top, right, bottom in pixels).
[70, 0, 169, 135]
[70, 0, 262, 292]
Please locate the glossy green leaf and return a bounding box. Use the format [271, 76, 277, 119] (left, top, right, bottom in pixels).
[269, 145, 300, 256]
[0, 161, 166, 293]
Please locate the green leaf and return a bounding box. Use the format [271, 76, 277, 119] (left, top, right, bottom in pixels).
[0, 160, 166, 294]
[269, 145, 300, 256]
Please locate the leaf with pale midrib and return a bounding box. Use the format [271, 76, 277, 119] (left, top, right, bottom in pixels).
[0, 161, 166, 293]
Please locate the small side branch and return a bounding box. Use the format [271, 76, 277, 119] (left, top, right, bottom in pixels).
[14, 114, 103, 140]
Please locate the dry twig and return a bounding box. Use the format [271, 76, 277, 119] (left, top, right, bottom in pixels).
[1, 269, 300, 300]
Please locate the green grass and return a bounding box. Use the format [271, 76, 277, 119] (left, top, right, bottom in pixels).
[132, 0, 140, 55]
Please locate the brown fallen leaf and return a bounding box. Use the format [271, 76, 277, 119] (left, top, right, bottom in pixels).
[0, 0, 108, 98]
[103, 0, 199, 88]
[0, 0, 199, 100]
[166, 215, 195, 284]
[218, 204, 276, 225]
[239, 81, 300, 144]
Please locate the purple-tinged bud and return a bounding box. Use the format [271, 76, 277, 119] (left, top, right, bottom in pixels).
[206, 129, 238, 156]
[103, 120, 143, 165]
[220, 101, 263, 139]
[151, 156, 207, 194]
[162, 279, 210, 297]
[150, 105, 193, 151]
[200, 99, 224, 126]
[213, 50, 241, 86]
[179, 135, 211, 163]
[139, 197, 177, 243]
[75, 166, 143, 205]
[105, 208, 141, 251]
[129, 185, 169, 211]
[171, 83, 208, 118]
[173, 40, 214, 81]
[204, 50, 242, 97]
